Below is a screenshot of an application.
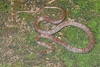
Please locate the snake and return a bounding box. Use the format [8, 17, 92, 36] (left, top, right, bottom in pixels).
[34, 6, 95, 57]
[12, 1, 95, 56]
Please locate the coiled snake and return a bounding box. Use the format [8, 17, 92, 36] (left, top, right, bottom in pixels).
[34, 6, 95, 57]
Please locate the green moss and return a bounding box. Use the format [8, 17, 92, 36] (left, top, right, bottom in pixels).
[0, 2, 10, 12]
[94, 0, 100, 11]
[25, 31, 37, 45]
[64, 26, 89, 48]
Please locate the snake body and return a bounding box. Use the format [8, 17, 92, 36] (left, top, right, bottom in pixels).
[34, 7, 95, 57]
[11, 0, 94, 57]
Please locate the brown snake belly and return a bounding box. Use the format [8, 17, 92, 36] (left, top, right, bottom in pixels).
[34, 7, 95, 57]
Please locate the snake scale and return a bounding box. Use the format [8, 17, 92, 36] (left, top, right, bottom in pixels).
[12, 6, 95, 57]
[34, 6, 95, 57]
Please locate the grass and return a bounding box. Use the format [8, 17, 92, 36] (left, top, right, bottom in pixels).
[0, 1, 10, 12]
[0, 0, 100, 67]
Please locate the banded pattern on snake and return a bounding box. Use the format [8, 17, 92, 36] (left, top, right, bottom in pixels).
[34, 7, 95, 57]
[11, 0, 94, 57]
